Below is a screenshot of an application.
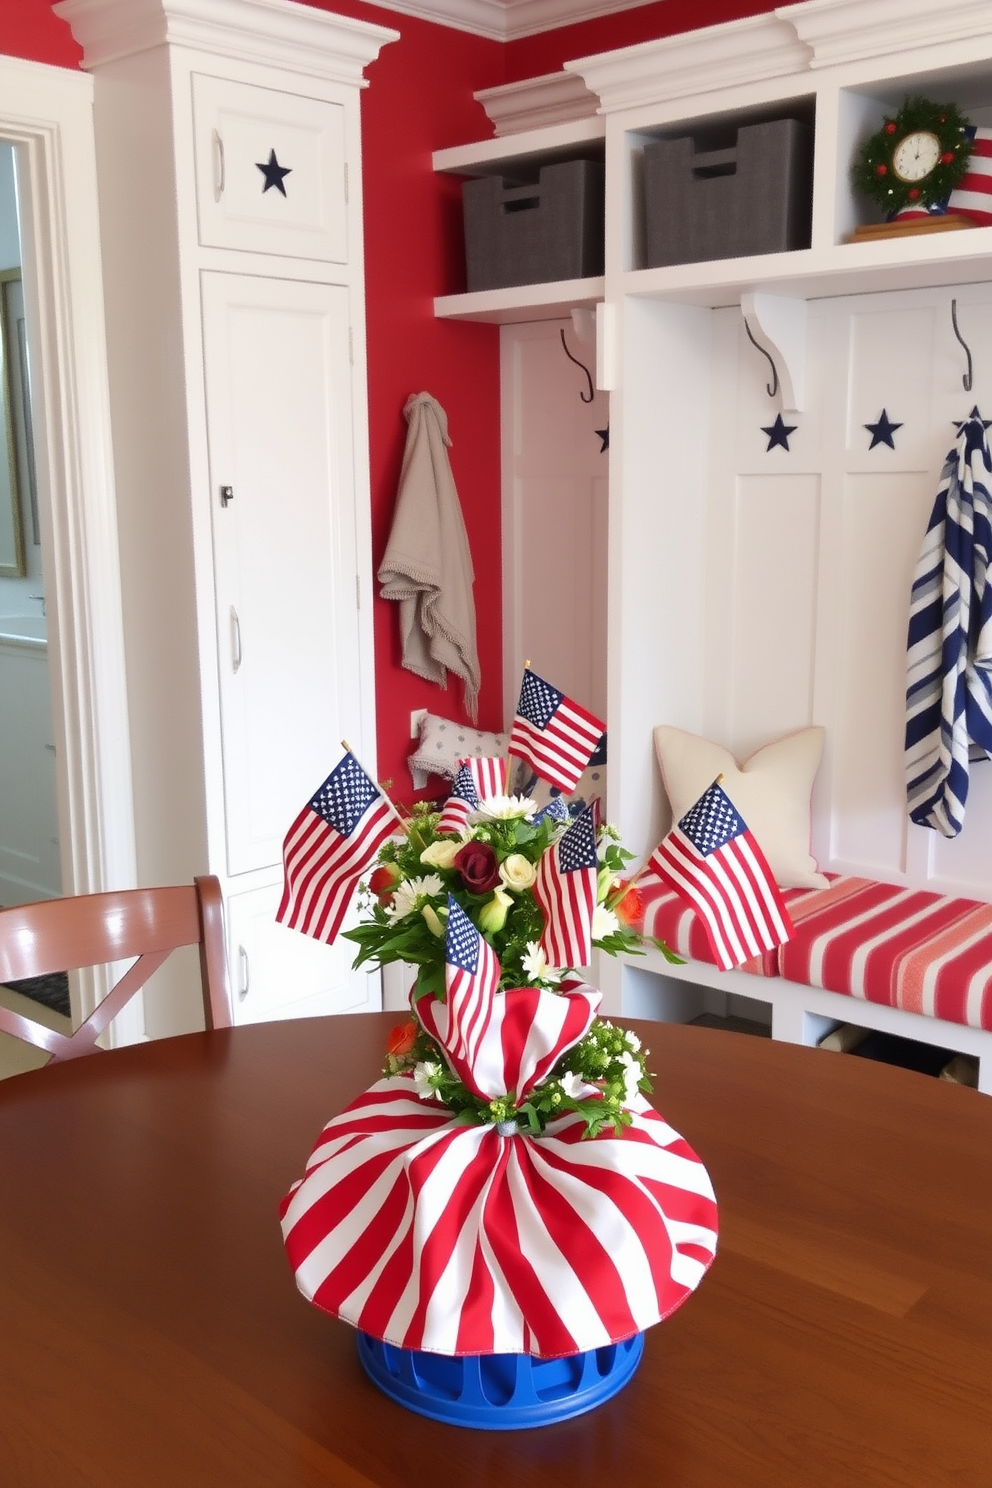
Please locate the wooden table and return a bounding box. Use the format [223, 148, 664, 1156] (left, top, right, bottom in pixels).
[1, 1014, 990, 1487]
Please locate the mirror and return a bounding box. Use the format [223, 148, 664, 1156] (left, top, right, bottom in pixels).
[0, 269, 25, 577]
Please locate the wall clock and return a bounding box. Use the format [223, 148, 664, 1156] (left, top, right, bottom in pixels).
[852, 97, 972, 218]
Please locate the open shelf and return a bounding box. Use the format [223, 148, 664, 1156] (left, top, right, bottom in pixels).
[434, 276, 604, 324]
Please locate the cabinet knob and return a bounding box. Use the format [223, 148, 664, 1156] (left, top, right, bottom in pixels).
[220, 485, 234, 506]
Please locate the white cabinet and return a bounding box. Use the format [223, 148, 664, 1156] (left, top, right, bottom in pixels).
[57, 0, 396, 1035]
[192, 74, 348, 262]
[201, 271, 363, 878]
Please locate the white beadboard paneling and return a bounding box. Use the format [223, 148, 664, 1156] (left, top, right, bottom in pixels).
[847, 304, 936, 468]
[727, 473, 820, 752]
[501, 320, 609, 726]
[830, 470, 934, 875]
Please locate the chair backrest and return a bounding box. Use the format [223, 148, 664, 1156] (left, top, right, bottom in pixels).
[0, 875, 232, 1063]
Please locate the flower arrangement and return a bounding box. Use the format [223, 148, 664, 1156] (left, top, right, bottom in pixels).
[344, 789, 678, 1140]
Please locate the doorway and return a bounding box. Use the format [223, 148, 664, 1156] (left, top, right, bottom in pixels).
[0, 56, 138, 1042]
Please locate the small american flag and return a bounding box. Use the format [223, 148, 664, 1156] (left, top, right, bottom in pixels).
[534, 805, 598, 969]
[277, 752, 399, 945]
[444, 896, 499, 1082]
[508, 669, 605, 793]
[438, 756, 508, 835]
[647, 780, 792, 971]
[949, 127, 992, 224]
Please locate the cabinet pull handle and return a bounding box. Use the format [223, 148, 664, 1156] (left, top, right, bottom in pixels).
[213, 128, 225, 200]
[238, 945, 250, 1001]
[231, 606, 242, 672]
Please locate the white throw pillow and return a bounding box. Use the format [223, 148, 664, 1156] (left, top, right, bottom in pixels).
[409, 712, 509, 783]
[653, 725, 827, 889]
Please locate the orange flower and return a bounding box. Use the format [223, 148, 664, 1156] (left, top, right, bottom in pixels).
[613, 880, 644, 928]
[386, 1020, 418, 1059]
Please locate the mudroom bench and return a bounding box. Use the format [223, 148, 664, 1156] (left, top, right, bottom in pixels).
[621, 875, 992, 1096]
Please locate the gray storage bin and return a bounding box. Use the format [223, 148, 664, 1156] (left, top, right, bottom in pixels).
[643, 118, 813, 268]
[462, 159, 604, 292]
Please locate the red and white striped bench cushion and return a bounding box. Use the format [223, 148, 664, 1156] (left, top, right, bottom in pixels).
[778, 876, 992, 1032]
[637, 871, 992, 1032]
[636, 870, 796, 977]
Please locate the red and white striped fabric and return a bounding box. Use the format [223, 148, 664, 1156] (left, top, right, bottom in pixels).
[636, 870, 783, 976]
[280, 978, 718, 1357]
[779, 876, 992, 1031]
[948, 128, 992, 225]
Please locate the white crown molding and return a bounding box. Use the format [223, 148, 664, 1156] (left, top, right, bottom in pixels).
[777, 0, 992, 70]
[474, 69, 599, 135]
[53, 0, 397, 84]
[566, 12, 812, 114]
[349, 0, 663, 44]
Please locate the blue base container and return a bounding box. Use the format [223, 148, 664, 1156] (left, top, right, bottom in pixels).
[356, 1330, 644, 1430]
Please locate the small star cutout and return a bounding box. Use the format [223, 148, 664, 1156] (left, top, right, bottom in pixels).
[256, 148, 292, 196]
[761, 413, 797, 452]
[596, 426, 609, 452]
[864, 409, 902, 449]
[956, 405, 992, 433]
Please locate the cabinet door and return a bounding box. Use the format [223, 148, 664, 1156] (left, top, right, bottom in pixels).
[226, 881, 380, 1024]
[193, 74, 347, 263]
[202, 270, 366, 877]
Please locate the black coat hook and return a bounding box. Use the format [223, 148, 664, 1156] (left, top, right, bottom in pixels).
[951, 299, 974, 392]
[560, 328, 594, 403]
[743, 316, 779, 399]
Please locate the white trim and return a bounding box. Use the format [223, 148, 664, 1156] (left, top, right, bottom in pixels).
[567, 12, 812, 114]
[474, 70, 599, 136]
[54, 0, 397, 84]
[0, 56, 137, 1033]
[341, 0, 664, 44]
[778, 0, 992, 70]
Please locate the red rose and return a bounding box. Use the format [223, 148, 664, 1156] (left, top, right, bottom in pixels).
[454, 841, 501, 894]
[386, 1020, 418, 1059]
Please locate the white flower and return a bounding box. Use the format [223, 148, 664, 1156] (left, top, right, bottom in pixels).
[412, 1060, 440, 1099]
[559, 1070, 587, 1099]
[521, 941, 562, 987]
[499, 853, 537, 892]
[618, 1051, 641, 1103]
[420, 839, 460, 870]
[591, 903, 619, 940]
[385, 873, 444, 921]
[474, 793, 537, 822]
[624, 1029, 641, 1052]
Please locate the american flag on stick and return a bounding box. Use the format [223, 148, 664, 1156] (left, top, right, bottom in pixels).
[647, 779, 792, 971]
[437, 756, 508, 835]
[277, 752, 399, 945]
[441, 897, 499, 1094]
[534, 804, 598, 969]
[508, 669, 605, 793]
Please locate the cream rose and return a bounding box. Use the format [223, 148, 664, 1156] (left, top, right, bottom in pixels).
[499, 853, 537, 892]
[420, 839, 460, 870]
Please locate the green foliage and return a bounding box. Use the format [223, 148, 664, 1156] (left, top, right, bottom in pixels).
[851, 97, 973, 216]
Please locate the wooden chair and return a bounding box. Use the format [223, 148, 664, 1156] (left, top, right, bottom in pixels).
[0, 876, 231, 1063]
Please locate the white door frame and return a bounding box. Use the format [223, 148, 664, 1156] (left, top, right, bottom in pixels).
[1, 54, 136, 1031]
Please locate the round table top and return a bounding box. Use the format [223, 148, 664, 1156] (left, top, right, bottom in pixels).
[1, 1012, 990, 1487]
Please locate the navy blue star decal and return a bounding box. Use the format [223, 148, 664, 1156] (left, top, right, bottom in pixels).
[596, 426, 609, 452]
[956, 405, 992, 433]
[864, 409, 902, 449]
[761, 413, 796, 452]
[256, 149, 292, 196]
